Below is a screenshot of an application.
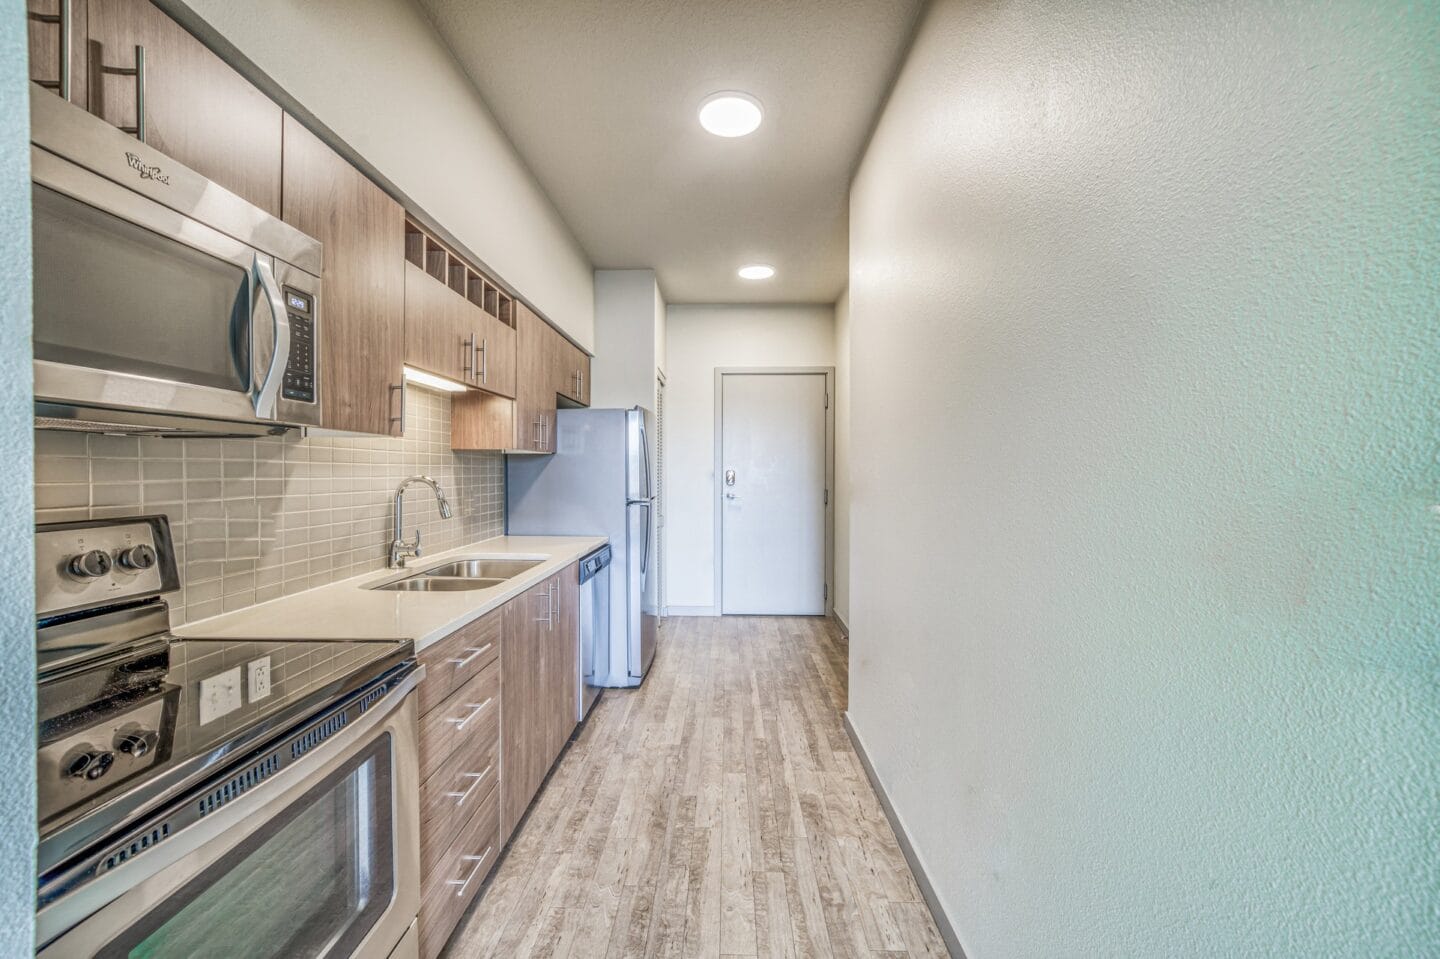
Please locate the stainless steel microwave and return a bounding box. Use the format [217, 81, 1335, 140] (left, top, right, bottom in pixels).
[29, 87, 322, 436]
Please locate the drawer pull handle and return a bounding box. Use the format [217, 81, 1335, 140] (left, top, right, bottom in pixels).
[447, 697, 493, 732]
[447, 642, 493, 669]
[448, 846, 494, 897]
[444, 765, 493, 807]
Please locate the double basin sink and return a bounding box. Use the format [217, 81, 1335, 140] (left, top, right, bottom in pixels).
[369, 558, 543, 592]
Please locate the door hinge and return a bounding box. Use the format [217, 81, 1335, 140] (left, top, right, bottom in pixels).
[824, 489, 829, 506]
[825, 392, 830, 410]
[824, 583, 828, 601]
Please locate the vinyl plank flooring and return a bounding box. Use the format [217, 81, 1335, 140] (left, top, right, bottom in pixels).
[443, 616, 946, 959]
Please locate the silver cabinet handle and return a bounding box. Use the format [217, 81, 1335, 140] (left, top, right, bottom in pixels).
[480, 337, 488, 384]
[32, 0, 72, 101]
[443, 765, 493, 806]
[389, 383, 406, 431]
[251, 254, 290, 421]
[447, 846, 494, 896]
[550, 579, 559, 620]
[446, 696, 493, 732]
[113, 45, 147, 142]
[578, 368, 583, 400]
[536, 583, 553, 628]
[463, 333, 475, 380]
[533, 417, 543, 450]
[447, 642, 493, 669]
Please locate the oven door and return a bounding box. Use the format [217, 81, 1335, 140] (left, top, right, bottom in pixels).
[38, 685, 420, 959]
[30, 144, 320, 431]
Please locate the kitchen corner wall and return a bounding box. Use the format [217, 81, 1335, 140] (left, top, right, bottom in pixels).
[35, 387, 504, 625]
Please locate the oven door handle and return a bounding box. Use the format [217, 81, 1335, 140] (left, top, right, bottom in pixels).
[36, 665, 424, 950]
[251, 254, 290, 421]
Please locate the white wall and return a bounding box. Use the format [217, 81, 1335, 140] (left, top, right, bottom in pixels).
[1, 1, 36, 948]
[591, 270, 664, 412]
[174, 0, 595, 349]
[847, 1, 1440, 956]
[664, 304, 834, 613]
[833, 288, 851, 627]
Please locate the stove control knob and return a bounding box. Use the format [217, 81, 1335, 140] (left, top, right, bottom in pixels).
[68, 549, 112, 579]
[85, 752, 116, 780]
[116, 732, 154, 758]
[116, 544, 157, 571]
[65, 749, 115, 780]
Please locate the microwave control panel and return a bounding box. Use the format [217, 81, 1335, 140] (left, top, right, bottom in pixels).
[281, 286, 316, 403]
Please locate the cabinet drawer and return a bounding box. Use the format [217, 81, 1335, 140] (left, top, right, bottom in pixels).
[418, 610, 501, 715]
[419, 659, 499, 784]
[419, 782, 500, 959]
[420, 732, 498, 878]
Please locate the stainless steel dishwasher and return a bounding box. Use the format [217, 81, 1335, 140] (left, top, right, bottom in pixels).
[577, 545, 612, 720]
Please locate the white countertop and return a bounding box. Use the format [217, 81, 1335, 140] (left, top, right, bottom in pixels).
[173, 535, 607, 652]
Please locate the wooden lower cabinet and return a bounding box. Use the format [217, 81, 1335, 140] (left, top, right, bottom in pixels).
[416, 609, 504, 959]
[414, 567, 581, 958]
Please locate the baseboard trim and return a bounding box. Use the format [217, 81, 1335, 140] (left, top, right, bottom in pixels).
[832, 609, 850, 635]
[844, 713, 966, 959]
[665, 605, 718, 617]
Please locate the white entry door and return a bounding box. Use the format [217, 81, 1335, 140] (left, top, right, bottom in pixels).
[720, 372, 827, 614]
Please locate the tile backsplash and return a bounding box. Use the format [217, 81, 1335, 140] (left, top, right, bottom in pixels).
[34, 386, 504, 624]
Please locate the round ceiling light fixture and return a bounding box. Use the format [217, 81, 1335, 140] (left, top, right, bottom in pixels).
[738, 264, 775, 280]
[698, 92, 764, 137]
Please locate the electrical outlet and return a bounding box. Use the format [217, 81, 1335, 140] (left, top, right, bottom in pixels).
[199, 667, 242, 725]
[248, 656, 272, 702]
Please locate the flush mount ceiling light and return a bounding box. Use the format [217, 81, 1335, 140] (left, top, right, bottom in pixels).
[403, 365, 468, 393]
[698, 92, 763, 137]
[738, 264, 775, 280]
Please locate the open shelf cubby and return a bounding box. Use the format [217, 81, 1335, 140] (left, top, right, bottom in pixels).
[403, 217, 519, 328]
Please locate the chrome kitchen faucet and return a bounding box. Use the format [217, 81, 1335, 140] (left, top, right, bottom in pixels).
[390, 475, 454, 568]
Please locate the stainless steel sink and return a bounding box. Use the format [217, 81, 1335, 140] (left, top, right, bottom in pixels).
[373, 577, 506, 592]
[421, 559, 543, 579]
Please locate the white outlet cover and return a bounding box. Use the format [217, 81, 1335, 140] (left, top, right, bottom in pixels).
[248, 656, 272, 702]
[199, 667, 242, 725]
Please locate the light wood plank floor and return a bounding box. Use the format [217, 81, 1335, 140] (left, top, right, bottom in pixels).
[445, 616, 948, 959]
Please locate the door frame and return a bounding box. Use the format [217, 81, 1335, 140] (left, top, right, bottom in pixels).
[713, 367, 835, 616]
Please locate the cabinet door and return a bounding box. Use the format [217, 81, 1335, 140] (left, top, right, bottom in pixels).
[500, 577, 552, 839]
[281, 116, 404, 436]
[514, 303, 556, 453]
[475, 310, 517, 399]
[550, 564, 579, 753]
[87, 0, 282, 216]
[27, 0, 89, 110]
[404, 262, 469, 384]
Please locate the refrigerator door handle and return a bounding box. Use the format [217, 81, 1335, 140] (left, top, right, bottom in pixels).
[637, 500, 652, 576]
[636, 409, 652, 501]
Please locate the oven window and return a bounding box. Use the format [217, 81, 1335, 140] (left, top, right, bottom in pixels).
[32, 184, 251, 393]
[98, 734, 395, 959]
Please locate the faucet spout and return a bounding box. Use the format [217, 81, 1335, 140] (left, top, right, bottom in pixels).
[390, 475, 454, 568]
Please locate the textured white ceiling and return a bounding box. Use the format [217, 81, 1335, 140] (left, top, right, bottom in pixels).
[415, 0, 922, 304]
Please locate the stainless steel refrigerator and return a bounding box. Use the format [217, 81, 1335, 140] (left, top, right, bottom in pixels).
[506, 406, 657, 687]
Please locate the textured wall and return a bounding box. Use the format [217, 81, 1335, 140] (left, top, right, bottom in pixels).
[847, 1, 1440, 956]
[664, 304, 835, 612]
[1, 1, 35, 949]
[169, 0, 596, 349]
[35, 388, 504, 625]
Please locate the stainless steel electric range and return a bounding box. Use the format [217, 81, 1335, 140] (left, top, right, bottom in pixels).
[35, 515, 423, 959]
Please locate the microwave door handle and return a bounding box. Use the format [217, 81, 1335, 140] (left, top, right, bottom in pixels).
[251, 254, 290, 420]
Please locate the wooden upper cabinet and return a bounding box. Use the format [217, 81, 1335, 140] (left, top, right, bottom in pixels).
[86, 0, 282, 215]
[551, 335, 589, 407]
[281, 115, 405, 437]
[404, 262, 470, 385]
[514, 303, 556, 453]
[27, 0, 90, 110]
